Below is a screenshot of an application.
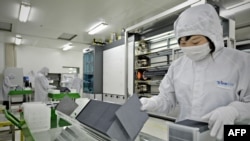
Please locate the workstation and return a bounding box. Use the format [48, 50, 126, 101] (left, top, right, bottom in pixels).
[1, 0, 250, 141]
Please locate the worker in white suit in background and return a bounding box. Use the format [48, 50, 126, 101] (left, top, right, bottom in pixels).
[34, 67, 55, 102]
[140, 4, 250, 140]
[71, 73, 83, 94]
[28, 70, 36, 89]
[2, 73, 17, 109]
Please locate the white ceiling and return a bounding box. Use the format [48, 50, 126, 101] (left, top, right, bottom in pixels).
[0, 0, 185, 51]
[0, 0, 250, 52]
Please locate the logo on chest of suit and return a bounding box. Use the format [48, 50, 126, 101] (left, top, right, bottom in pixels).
[216, 80, 234, 89]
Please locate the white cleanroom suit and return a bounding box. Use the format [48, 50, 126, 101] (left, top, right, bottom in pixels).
[71, 74, 83, 93]
[34, 67, 50, 102]
[2, 73, 17, 101]
[2, 73, 17, 109]
[140, 4, 250, 140]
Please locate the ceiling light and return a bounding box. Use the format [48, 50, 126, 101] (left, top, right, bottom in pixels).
[88, 22, 108, 35]
[19, 2, 31, 22]
[62, 43, 73, 51]
[15, 35, 22, 45]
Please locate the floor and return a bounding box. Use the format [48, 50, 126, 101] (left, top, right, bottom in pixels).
[0, 128, 21, 141]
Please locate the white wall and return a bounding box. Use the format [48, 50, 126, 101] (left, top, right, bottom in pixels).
[103, 44, 126, 96]
[15, 46, 83, 78]
[0, 43, 4, 101]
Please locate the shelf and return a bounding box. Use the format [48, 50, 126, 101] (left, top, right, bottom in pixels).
[136, 64, 170, 71]
[135, 48, 172, 58]
[134, 32, 176, 99]
[135, 80, 161, 85]
[149, 45, 169, 51]
[143, 70, 167, 78]
[150, 43, 178, 52]
[148, 37, 175, 43]
[137, 93, 159, 97]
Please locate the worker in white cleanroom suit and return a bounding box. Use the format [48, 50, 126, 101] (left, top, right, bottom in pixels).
[2, 73, 17, 109]
[28, 70, 36, 89]
[71, 74, 83, 94]
[140, 4, 250, 140]
[34, 67, 50, 102]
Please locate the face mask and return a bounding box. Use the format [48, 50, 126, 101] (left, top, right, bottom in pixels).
[181, 43, 211, 61]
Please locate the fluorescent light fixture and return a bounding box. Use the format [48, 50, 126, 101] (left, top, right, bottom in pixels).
[62, 43, 73, 51]
[15, 35, 22, 45]
[88, 22, 108, 35]
[19, 2, 31, 22]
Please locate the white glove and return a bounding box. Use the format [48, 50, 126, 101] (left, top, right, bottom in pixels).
[140, 98, 157, 111]
[202, 106, 239, 140]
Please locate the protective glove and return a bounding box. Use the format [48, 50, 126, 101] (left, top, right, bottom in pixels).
[140, 97, 157, 111]
[202, 106, 239, 141]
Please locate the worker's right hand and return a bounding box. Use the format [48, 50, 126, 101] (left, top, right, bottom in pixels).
[140, 97, 156, 111]
[202, 106, 239, 141]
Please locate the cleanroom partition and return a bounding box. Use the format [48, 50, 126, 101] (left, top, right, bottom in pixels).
[103, 44, 126, 96]
[102, 39, 126, 104]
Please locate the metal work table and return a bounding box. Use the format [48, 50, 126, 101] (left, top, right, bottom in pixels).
[5, 107, 168, 141]
[0, 107, 15, 141]
[0, 122, 15, 141]
[30, 121, 167, 141]
[8, 90, 33, 110]
[4, 107, 71, 141]
[5, 91, 170, 141]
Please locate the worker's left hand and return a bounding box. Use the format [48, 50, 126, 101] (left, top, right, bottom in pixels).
[202, 106, 239, 140]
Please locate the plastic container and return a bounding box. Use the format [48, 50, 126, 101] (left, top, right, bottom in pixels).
[167, 119, 216, 141]
[22, 102, 51, 133]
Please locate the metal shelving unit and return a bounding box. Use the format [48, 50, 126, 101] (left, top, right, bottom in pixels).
[135, 48, 173, 57]
[133, 32, 182, 98]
